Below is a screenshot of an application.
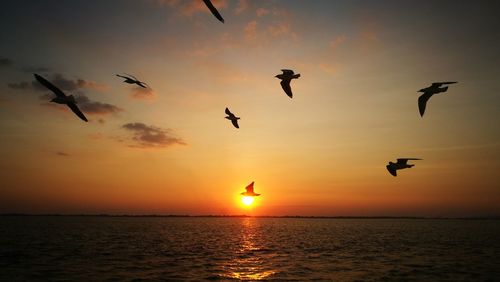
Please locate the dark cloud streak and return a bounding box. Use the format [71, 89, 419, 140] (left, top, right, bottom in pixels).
[8, 74, 122, 117]
[122, 122, 186, 148]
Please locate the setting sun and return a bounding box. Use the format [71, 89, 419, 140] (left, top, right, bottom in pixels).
[242, 196, 255, 206]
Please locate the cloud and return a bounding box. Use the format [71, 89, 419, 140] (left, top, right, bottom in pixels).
[256, 8, 269, 17]
[130, 86, 157, 100]
[7, 73, 121, 118]
[8, 73, 109, 92]
[7, 81, 30, 90]
[20, 66, 51, 73]
[234, 0, 248, 15]
[33, 73, 109, 92]
[0, 57, 13, 67]
[330, 35, 346, 49]
[122, 122, 186, 148]
[240, 7, 298, 45]
[55, 151, 69, 157]
[157, 0, 227, 17]
[244, 20, 258, 41]
[74, 95, 123, 115]
[37, 92, 123, 118]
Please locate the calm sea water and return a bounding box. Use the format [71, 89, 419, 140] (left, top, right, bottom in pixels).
[1, 216, 499, 281]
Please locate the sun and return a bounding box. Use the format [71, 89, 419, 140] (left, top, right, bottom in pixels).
[242, 196, 254, 206]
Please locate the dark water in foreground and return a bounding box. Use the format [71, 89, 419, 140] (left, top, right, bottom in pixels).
[1, 217, 499, 281]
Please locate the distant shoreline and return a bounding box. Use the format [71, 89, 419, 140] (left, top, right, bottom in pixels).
[1, 214, 498, 220]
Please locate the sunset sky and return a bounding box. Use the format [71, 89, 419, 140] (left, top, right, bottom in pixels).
[1, 0, 499, 216]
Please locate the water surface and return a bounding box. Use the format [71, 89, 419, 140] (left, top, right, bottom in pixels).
[1, 216, 499, 281]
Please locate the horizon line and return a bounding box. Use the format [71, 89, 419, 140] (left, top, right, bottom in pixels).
[1, 213, 499, 219]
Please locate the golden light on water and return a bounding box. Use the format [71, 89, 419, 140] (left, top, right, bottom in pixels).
[242, 196, 255, 206]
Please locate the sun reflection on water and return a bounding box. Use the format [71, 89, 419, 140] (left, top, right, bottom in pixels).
[221, 218, 276, 280]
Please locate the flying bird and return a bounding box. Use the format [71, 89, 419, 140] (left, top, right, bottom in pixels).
[386, 158, 422, 176]
[225, 107, 240, 128]
[241, 182, 260, 197]
[116, 74, 149, 88]
[202, 0, 224, 23]
[417, 82, 457, 117]
[275, 69, 300, 98]
[34, 73, 88, 122]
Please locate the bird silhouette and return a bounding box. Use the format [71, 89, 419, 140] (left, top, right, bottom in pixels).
[34, 73, 88, 122]
[202, 0, 224, 23]
[241, 182, 260, 196]
[386, 158, 422, 176]
[418, 82, 457, 117]
[275, 69, 300, 98]
[116, 74, 149, 88]
[225, 107, 240, 128]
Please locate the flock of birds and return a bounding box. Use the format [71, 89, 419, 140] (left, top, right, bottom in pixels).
[30, 0, 459, 199]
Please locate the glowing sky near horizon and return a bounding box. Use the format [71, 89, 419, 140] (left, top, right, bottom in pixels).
[0, 0, 499, 216]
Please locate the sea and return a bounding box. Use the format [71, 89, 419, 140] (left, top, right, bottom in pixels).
[1, 216, 499, 281]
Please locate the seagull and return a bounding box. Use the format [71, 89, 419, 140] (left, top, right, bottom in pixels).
[417, 82, 457, 117]
[275, 69, 300, 98]
[241, 182, 260, 196]
[34, 73, 88, 122]
[225, 107, 240, 128]
[202, 0, 224, 23]
[386, 158, 422, 176]
[116, 74, 148, 88]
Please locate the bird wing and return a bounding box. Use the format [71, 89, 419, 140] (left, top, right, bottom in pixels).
[436, 81, 457, 85]
[280, 79, 293, 98]
[418, 92, 434, 117]
[66, 103, 88, 122]
[203, 0, 225, 23]
[246, 182, 254, 193]
[225, 107, 232, 116]
[396, 159, 409, 165]
[231, 119, 239, 128]
[136, 82, 148, 88]
[124, 73, 139, 81]
[386, 165, 397, 176]
[34, 74, 66, 98]
[281, 69, 294, 75]
[116, 74, 128, 79]
[397, 158, 421, 164]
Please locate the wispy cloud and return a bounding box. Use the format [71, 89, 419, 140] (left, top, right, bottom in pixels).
[415, 143, 500, 152]
[8, 73, 109, 92]
[156, 0, 227, 17]
[7, 81, 30, 90]
[130, 87, 157, 100]
[55, 151, 69, 157]
[244, 20, 258, 41]
[75, 95, 123, 115]
[122, 122, 186, 148]
[256, 8, 269, 17]
[8, 73, 122, 118]
[38, 93, 123, 117]
[20, 66, 51, 73]
[234, 0, 248, 15]
[330, 35, 346, 49]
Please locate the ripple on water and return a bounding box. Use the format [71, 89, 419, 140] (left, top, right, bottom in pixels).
[0, 217, 499, 281]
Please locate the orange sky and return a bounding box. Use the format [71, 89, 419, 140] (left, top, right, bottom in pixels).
[0, 0, 499, 216]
